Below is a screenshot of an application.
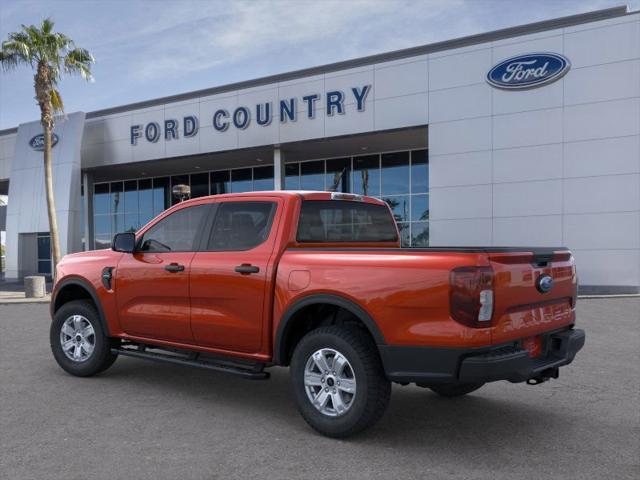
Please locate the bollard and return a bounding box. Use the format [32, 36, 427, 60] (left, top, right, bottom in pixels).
[24, 276, 46, 298]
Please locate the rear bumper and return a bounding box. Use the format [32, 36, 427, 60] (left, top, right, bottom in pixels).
[379, 328, 585, 384]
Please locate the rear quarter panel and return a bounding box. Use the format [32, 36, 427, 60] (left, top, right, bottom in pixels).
[274, 249, 493, 348]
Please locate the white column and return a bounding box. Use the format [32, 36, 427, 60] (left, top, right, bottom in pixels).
[273, 147, 286, 190]
[82, 172, 93, 251]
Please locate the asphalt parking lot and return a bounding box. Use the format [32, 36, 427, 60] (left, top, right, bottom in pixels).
[1, 298, 638, 480]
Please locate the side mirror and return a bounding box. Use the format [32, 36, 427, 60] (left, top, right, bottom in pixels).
[112, 232, 136, 253]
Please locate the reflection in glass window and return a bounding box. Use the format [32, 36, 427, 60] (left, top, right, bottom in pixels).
[352, 155, 380, 197]
[326, 158, 350, 193]
[411, 194, 429, 222]
[139, 205, 208, 252]
[211, 171, 230, 195]
[231, 168, 252, 193]
[253, 166, 274, 191]
[411, 222, 429, 247]
[300, 161, 324, 190]
[381, 152, 409, 195]
[411, 149, 428, 193]
[110, 182, 123, 216]
[383, 196, 409, 223]
[397, 222, 410, 247]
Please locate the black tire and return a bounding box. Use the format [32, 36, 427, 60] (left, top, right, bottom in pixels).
[290, 325, 391, 438]
[428, 382, 484, 397]
[50, 300, 118, 377]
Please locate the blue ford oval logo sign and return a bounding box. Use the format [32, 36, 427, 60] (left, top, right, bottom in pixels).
[536, 274, 554, 294]
[29, 133, 59, 151]
[487, 53, 570, 90]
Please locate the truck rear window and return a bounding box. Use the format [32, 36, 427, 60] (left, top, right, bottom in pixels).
[297, 200, 398, 243]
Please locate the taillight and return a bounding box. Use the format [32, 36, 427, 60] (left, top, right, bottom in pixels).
[450, 266, 494, 328]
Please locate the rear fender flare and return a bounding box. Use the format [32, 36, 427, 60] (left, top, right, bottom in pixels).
[273, 293, 385, 365]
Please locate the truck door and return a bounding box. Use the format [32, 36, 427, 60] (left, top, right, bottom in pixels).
[115, 204, 209, 343]
[189, 198, 281, 353]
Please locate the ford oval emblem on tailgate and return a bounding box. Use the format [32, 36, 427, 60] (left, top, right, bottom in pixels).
[536, 274, 554, 294]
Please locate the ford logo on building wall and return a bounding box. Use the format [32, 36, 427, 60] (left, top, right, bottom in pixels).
[29, 133, 59, 151]
[487, 53, 570, 90]
[536, 274, 555, 294]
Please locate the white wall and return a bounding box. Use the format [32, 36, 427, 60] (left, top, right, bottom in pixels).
[0, 133, 16, 181]
[428, 12, 640, 290]
[5, 113, 85, 279]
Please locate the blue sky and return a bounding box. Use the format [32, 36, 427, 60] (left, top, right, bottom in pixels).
[0, 0, 633, 130]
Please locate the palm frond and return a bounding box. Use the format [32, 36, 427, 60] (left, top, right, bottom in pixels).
[41, 17, 54, 35]
[64, 47, 94, 81]
[50, 88, 64, 113]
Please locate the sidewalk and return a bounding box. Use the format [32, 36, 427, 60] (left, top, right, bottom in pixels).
[0, 281, 51, 304]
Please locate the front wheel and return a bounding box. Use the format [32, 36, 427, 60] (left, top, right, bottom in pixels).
[50, 300, 118, 377]
[290, 325, 391, 438]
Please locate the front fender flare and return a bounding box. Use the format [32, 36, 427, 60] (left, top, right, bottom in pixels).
[51, 277, 111, 336]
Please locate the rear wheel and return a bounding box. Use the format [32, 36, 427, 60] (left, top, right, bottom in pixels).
[50, 300, 118, 377]
[428, 382, 484, 397]
[290, 325, 391, 438]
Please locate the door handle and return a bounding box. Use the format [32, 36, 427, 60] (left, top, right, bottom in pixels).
[164, 263, 185, 273]
[235, 264, 260, 275]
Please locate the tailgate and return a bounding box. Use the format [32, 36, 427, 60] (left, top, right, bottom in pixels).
[488, 248, 577, 345]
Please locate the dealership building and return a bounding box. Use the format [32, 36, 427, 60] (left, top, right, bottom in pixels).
[0, 5, 638, 293]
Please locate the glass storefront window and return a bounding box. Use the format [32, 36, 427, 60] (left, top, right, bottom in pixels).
[231, 168, 252, 193]
[285, 163, 300, 189]
[411, 194, 429, 222]
[326, 158, 350, 193]
[93, 183, 110, 215]
[211, 170, 230, 195]
[153, 177, 170, 216]
[352, 155, 380, 197]
[300, 160, 324, 190]
[190, 172, 209, 198]
[383, 196, 410, 223]
[411, 222, 429, 247]
[253, 166, 274, 191]
[411, 149, 428, 193]
[37, 232, 51, 275]
[397, 222, 410, 247]
[110, 182, 123, 216]
[91, 148, 429, 249]
[381, 152, 410, 195]
[138, 179, 154, 227]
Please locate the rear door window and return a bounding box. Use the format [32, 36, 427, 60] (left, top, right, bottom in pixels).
[297, 200, 398, 243]
[206, 201, 276, 251]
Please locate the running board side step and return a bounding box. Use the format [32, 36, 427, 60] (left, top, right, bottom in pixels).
[111, 346, 270, 380]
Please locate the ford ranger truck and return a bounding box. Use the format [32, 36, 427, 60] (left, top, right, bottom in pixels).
[50, 191, 585, 438]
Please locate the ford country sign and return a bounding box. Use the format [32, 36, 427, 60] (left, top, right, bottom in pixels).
[487, 53, 570, 90]
[29, 133, 59, 151]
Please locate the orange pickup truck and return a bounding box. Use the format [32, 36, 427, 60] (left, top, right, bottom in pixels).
[50, 191, 585, 437]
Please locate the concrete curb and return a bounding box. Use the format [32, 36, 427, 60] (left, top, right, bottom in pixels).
[0, 296, 51, 305]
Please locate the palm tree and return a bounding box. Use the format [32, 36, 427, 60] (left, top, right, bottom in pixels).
[0, 18, 94, 273]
